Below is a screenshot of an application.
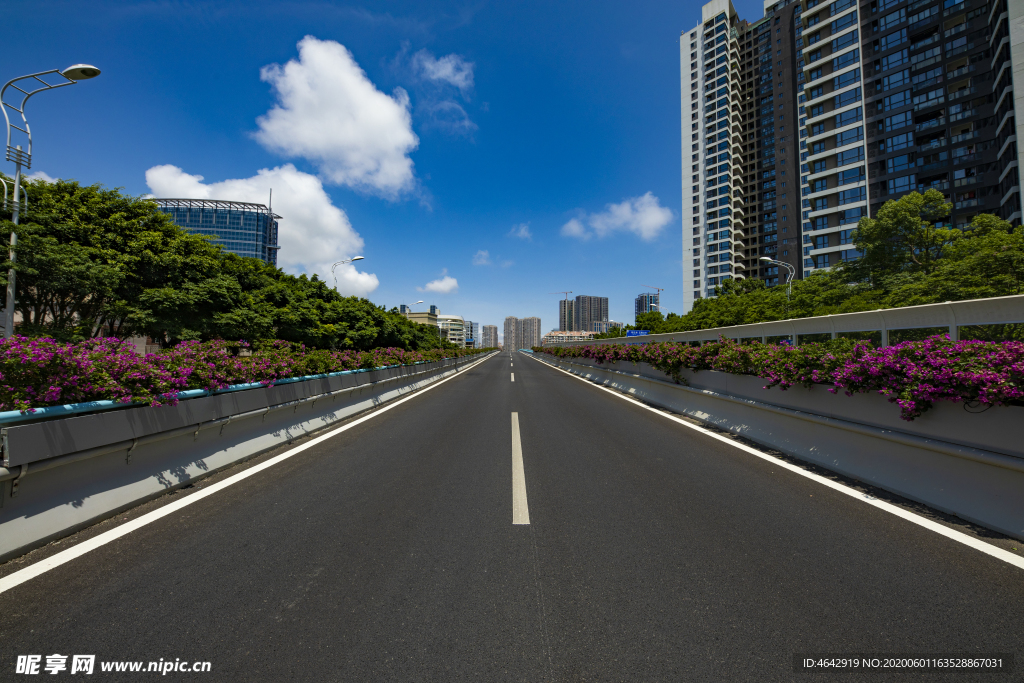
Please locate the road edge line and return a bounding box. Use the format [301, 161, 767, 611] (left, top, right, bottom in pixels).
[524, 352, 1024, 572]
[0, 352, 498, 595]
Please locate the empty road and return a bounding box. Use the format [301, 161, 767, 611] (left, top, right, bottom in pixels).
[1, 351, 1021, 681]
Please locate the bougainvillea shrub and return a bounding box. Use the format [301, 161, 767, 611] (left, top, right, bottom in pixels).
[537, 337, 1024, 421]
[0, 337, 485, 412]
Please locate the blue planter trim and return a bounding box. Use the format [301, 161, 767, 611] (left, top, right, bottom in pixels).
[0, 360, 445, 427]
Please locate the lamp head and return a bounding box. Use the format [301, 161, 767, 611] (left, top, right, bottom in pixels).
[415, 300, 424, 304]
[759, 256, 772, 262]
[62, 64, 101, 81]
[350, 255, 364, 261]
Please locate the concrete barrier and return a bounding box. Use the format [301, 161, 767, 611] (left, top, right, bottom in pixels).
[529, 352, 1024, 541]
[0, 353, 496, 562]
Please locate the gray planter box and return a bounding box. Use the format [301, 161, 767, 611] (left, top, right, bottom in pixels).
[0, 354, 494, 562]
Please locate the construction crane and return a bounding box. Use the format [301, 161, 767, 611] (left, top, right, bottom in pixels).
[549, 291, 573, 331]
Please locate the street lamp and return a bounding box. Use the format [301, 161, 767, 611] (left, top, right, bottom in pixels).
[759, 256, 796, 301]
[2, 64, 101, 338]
[330, 255, 364, 288]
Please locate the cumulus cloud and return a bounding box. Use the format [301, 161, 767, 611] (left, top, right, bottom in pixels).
[145, 163, 379, 296]
[411, 50, 475, 92]
[508, 222, 532, 240]
[255, 36, 419, 198]
[472, 249, 491, 265]
[417, 269, 459, 294]
[26, 171, 56, 183]
[561, 193, 672, 242]
[559, 218, 589, 240]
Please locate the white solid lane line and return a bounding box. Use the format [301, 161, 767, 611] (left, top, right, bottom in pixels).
[525, 353, 1024, 572]
[0, 353, 499, 596]
[511, 412, 530, 525]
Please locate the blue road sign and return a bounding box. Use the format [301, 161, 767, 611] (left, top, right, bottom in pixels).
[626, 330, 650, 337]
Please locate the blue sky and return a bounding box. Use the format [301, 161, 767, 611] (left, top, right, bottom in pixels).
[5, 0, 765, 337]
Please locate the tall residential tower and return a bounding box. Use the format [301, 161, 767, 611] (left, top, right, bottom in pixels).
[681, 0, 1024, 311]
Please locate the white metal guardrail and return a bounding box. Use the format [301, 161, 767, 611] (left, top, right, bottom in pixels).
[547, 294, 1024, 347]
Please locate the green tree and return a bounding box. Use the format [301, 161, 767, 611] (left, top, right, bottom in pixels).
[604, 193, 1020, 337]
[0, 176, 221, 341]
[0, 176, 447, 351]
[844, 189, 956, 281]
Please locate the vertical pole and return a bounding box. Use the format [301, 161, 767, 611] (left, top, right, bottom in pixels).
[4, 158, 22, 339]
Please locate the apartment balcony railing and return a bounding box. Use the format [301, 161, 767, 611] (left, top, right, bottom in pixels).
[916, 117, 946, 131]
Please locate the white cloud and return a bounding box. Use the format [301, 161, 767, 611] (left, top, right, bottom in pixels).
[472, 249, 491, 265]
[508, 222, 532, 240]
[255, 36, 419, 198]
[417, 269, 459, 294]
[411, 50, 475, 92]
[26, 171, 56, 183]
[397, 45, 477, 135]
[562, 192, 672, 242]
[420, 100, 477, 134]
[559, 217, 589, 240]
[145, 163, 379, 297]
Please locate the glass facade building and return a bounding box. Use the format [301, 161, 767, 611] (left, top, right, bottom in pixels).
[681, 0, 1024, 311]
[153, 198, 281, 266]
[635, 292, 661, 318]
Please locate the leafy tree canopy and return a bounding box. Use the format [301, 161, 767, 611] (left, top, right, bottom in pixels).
[0, 176, 450, 351]
[595, 192, 1023, 338]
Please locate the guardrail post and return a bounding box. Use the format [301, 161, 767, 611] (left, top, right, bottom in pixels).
[945, 301, 959, 341]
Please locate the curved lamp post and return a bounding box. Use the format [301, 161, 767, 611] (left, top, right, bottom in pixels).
[330, 255, 364, 288]
[759, 256, 796, 301]
[1, 64, 101, 337]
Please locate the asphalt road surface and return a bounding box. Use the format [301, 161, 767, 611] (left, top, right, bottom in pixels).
[1, 351, 1022, 681]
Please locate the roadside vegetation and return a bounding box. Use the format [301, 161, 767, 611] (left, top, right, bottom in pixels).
[597, 190, 1024, 339]
[0, 175, 448, 351]
[0, 337, 489, 412]
[537, 336, 1024, 421]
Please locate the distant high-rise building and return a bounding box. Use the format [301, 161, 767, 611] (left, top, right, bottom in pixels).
[463, 320, 479, 348]
[504, 317, 518, 350]
[481, 325, 498, 348]
[520, 317, 542, 348]
[429, 305, 439, 316]
[153, 198, 281, 265]
[573, 295, 609, 333]
[635, 293, 660, 320]
[558, 299, 576, 331]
